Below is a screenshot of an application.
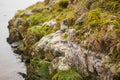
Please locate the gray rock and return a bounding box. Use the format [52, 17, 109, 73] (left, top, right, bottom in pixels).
[13, 18, 25, 27]
[32, 28, 117, 80]
[60, 23, 68, 32]
[20, 10, 33, 17]
[32, 7, 43, 12]
[42, 19, 57, 27]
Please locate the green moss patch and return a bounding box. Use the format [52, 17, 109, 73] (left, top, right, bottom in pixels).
[26, 57, 51, 80]
[52, 69, 82, 80]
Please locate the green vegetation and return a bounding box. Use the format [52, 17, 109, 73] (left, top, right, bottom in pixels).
[8, 0, 120, 80]
[63, 34, 68, 40]
[86, 8, 102, 28]
[85, 8, 119, 28]
[74, 25, 82, 30]
[26, 2, 45, 10]
[110, 47, 120, 61]
[15, 10, 25, 18]
[52, 69, 82, 80]
[28, 25, 59, 39]
[29, 14, 47, 26]
[26, 57, 51, 80]
[17, 42, 24, 51]
[99, 0, 120, 13]
[28, 26, 48, 38]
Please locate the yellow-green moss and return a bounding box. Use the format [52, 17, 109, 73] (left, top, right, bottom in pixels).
[29, 13, 47, 26]
[28, 25, 59, 39]
[26, 2, 45, 10]
[86, 8, 119, 28]
[63, 33, 68, 40]
[15, 10, 25, 18]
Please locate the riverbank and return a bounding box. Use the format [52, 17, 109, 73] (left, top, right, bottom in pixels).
[7, 0, 120, 80]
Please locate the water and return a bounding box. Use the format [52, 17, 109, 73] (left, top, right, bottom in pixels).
[0, 0, 43, 80]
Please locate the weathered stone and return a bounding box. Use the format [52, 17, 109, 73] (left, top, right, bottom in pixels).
[13, 18, 26, 27]
[42, 19, 57, 27]
[60, 23, 68, 31]
[32, 7, 43, 12]
[20, 10, 33, 17]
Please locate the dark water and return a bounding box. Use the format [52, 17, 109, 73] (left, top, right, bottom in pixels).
[0, 0, 43, 80]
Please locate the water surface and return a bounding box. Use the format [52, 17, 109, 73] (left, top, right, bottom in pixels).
[0, 0, 43, 80]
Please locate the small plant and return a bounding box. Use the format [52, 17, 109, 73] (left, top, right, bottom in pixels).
[26, 57, 51, 80]
[52, 69, 82, 80]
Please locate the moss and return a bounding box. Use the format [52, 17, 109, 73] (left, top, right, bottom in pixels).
[26, 2, 45, 10]
[28, 26, 48, 38]
[14, 10, 25, 18]
[52, 69, 82, 80]
[26, 57, 51, 80]
[63, 34, 68, 40]
[86, 8, 102, 28]
[29, 14, 47, 26]
[56, 9, 75, 23]
[74, 25, 80, 30]
[28, 25, 59, 39]
[17, 42, 24, 51]
[86, 8, 119, 28]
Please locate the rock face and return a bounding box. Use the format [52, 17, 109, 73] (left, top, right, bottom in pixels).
[7, 0, 120, 80]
